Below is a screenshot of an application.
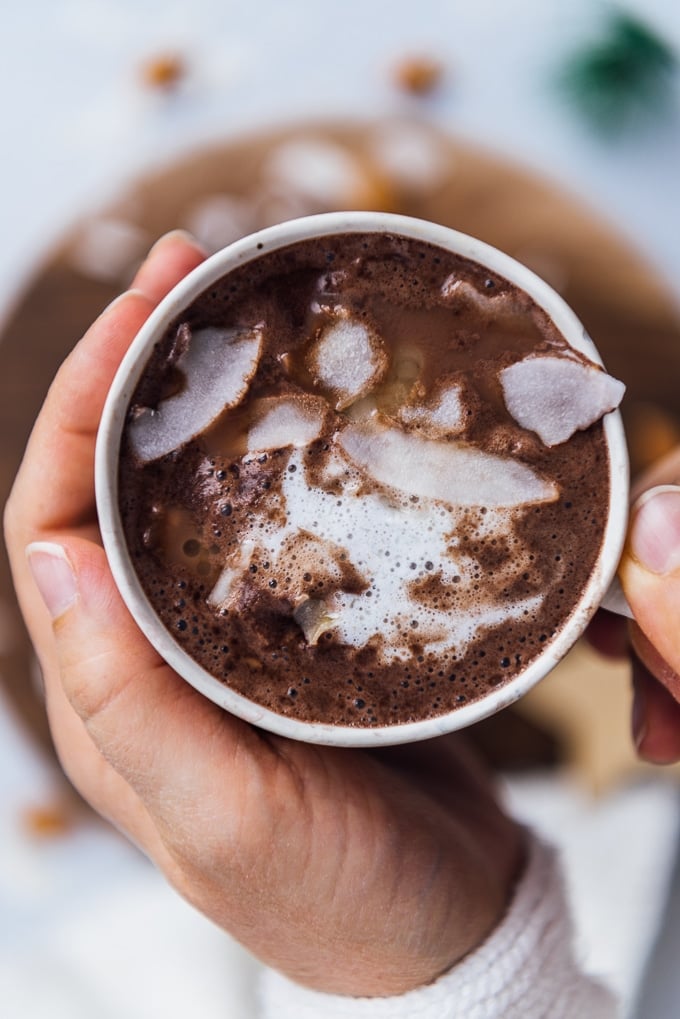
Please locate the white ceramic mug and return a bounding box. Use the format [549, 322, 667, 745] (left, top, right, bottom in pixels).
[95, 211, 629, 747]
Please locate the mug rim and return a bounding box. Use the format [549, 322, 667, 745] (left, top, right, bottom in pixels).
[95, 211, 629, 747]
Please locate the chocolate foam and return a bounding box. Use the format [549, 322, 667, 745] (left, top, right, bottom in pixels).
[118, 232, 612, 728]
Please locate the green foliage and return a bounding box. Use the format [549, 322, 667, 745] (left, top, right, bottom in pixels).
[557, 9, 678, 136]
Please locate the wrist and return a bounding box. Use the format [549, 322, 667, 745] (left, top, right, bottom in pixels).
[258, 836, 616, 1017]
[280, 811, 526, 998]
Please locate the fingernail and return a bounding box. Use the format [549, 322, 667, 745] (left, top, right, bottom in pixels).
[147, 229, 205, 257]
[630, 485, 680, 574]
[26, 542, 78, 621]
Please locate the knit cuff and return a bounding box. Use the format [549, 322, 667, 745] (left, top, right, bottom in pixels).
[257, 836, 617, 1019]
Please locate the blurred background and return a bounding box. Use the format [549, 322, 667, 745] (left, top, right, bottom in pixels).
[2, 1, 680, 1016]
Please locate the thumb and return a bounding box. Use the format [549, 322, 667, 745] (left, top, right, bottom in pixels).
[620, 485, 680, 684]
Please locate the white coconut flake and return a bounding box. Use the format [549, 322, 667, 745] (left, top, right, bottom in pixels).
[293, 597, 340, 645]
[246, 395, 328, 453]
[69, 217, 148, 283]
[129, 326, 263, 463]
[308, 317, 388, 410]
[208, 540, 255, 607]
[338, 419, 557, 506]
[183, 193, 255, 253]
[368, 121, 450, 191]
[500, 356, 625, 447]
[262, 138, 369, 207]
[399, 383, 465, 437]
[310, 268, 353, 316]
[252, 183, 318, 228]
[440, 275, 518, 315]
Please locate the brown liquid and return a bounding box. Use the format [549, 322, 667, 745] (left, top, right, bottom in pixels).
[118, 232, 610, 728]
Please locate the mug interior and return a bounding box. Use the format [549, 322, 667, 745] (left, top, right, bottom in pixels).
[95, 212, 629, 747]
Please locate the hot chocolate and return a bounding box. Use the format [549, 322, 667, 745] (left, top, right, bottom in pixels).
[117, 229, 623, 729]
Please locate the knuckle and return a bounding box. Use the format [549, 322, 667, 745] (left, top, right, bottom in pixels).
[59, 642, 127, 727]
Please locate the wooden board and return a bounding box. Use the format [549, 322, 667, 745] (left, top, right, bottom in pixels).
[3, 119, 679, 786]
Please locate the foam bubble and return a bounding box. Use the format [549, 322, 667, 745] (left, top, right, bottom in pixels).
[500, 356, 625, 447]
[129, 325, 262, 463]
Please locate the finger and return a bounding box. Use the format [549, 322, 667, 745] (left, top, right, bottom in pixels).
[7, 232, 206, 540]
[596, 452, 680, 662]
[39, 640, 199, 875]
[631, 653, 680, 764]
[631, 446, 680, 502]
[24, 538, 266, 830]
[618, 485, 680, 763]
[584, 608, 630, 660]
[131, 230, 207, 304]
[619, 485, 680, 677]
[620, 485, 680, 673]
[8, 291, 154, 537]
[4, 292, 154, 672]
[41, 655, 162, 852]
[628, 625, 680, 701]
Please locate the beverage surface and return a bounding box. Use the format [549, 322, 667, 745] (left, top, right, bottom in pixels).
[118, 231, 613, 728]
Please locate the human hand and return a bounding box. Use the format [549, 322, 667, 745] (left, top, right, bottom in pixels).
[589, 447, 680, 764]
[4, 232, 524, 998]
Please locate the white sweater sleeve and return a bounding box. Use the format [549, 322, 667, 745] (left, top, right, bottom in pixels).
[257, 836, 619, 1018]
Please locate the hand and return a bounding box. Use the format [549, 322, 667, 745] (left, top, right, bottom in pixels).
[4, 231, 524, 998]
[589, 449, 680, 764]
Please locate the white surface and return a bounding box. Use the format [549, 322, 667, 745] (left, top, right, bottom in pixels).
[3, 1, 680, 314]
[3, 1, 680, 1016]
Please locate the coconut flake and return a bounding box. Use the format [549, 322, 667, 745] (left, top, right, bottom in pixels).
[399, 382, 466, 437]
[500, 356, 625, 447]
[246, 395, 328, 453]
[338, 419, 557, 507]
[208, 541, 255, 608]
[252, 183, 319, 228]
[129, 326, 263, 462]
[69, 217, 148, 283]
[293, 596, 340, 645]
[307, 317, 388, 410]
[440, 276, 518, 315]
[310, 268, 353, 316]
[368, 121, 449, 191]
[183, 194, 255, 253]
[262, 138, 370, 207]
